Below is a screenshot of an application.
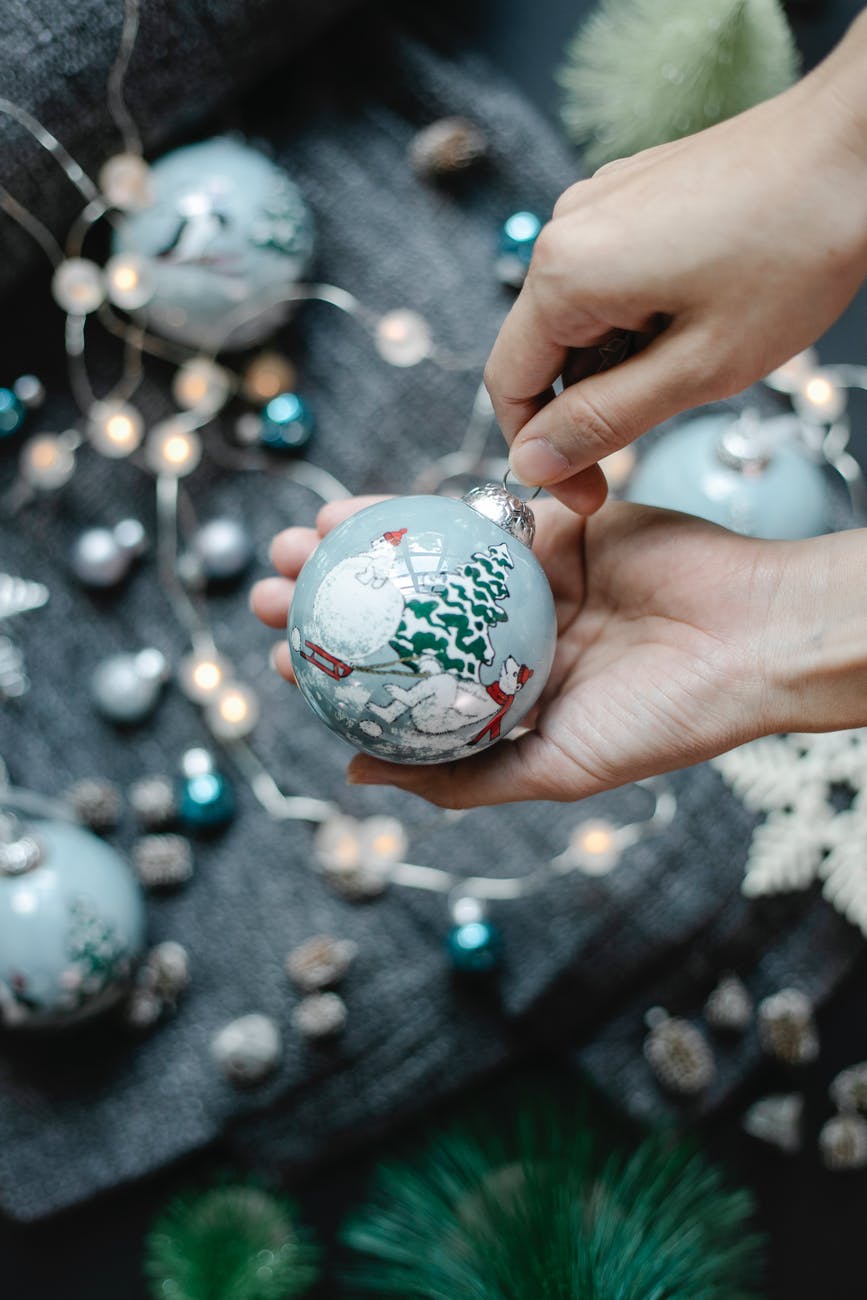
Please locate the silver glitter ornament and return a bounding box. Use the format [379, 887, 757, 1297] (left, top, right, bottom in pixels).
[190, 518, 254, 583]
[133, 834, 194, 889]
[819, 1113, 867, 1170]
[703, 974, 753, 1034]
[286, 936, 358, 992]
[742, 1093, 803, 1154]
[70, 519, 146, 588]
[830, 1062, 867, 1115]
[643, 1008, 716, 1095]
[409, 116, 488, 176]
[65, 778, 123, 832]
[292, 991, 347, 1039]
[757, 988, 819, 1066]
[129, 774, 177, 829]
[91, 649, 169, 724]
[211, 1013, 282, 1087]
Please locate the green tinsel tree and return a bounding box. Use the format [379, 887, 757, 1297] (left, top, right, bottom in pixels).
[343, 1096, 764, 1298]
[145, 1183, 319, 1300]
[558, 0, 800, 170]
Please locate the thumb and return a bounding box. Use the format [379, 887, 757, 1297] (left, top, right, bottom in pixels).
[508, 323, 710, 495]
[346, 729, 598, 808]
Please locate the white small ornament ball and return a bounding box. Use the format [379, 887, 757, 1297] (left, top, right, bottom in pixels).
[111, 136, 314, 350]
[51, 258, 105, 314]
[190, 518, 253, 582]
[91, 649, 168, 724]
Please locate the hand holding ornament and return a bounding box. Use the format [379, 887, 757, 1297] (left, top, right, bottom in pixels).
[252, 496, 867, 809]
[486, 9, 867, 512]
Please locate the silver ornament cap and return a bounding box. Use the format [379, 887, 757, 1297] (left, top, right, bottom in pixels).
[462, 482, 537, 548]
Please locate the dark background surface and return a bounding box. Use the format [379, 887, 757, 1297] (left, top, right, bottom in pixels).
[2, 0, 867, 1296]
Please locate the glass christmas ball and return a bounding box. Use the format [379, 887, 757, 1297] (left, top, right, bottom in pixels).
[626, 410, 831, 539]
[111, 136, 314, 350]
[259, 391, 314, 453]
[0, 388, 26, 438]
[288, 487, 556, 764]
[0, 816, 146, 1029]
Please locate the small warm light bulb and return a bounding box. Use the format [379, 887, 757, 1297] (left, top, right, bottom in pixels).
[333, 834, 361, 867]
[570, 819, 620, 875]
[178, 651, 231, 702]
[172, 358, 230, 413]
[145, 421, 202, 478]
[375, 310, 432, 367]
[360, 816, 408, 865]
[242, 352, 297, 404]
[764, 348, 819, 393]
[206, 682, 260, 739]
[314, 816, 364, 871]
[87, 401, 144, 458]
[20, 433, 77, 490]
[98, 153, 153, 211]
[793, 371, 846, 423]
[105, 255, 154, 310]
[51, 258, 105, 314]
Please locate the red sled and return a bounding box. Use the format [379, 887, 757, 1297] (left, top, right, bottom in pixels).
[300, 640, 354, 680]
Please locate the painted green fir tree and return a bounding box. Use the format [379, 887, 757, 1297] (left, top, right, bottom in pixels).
[389, 543, 514, 681]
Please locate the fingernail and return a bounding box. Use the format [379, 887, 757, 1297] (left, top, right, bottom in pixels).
[509, 438, 570, 486]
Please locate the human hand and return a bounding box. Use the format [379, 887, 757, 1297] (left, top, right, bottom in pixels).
[487, 22, 867, 515]
[250, 494, 853, 808]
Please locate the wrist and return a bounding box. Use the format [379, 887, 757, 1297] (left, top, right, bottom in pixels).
[756, 530, 867, 734]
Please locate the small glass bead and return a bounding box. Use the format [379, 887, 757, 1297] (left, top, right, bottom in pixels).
[0, 388, 26, 437]
[259, 392, 314, 453]
[51, 258, 105, 314]
[178, 769, 235, 832]
[446, 919, 501, 973]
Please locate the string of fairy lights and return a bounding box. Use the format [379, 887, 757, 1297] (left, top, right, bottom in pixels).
[0, 0, 685, 940]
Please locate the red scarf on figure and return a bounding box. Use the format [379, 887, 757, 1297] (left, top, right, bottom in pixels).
[470, 667, 532, 745]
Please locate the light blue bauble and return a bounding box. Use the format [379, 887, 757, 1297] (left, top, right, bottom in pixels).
[112, 136, 314, 350]
[0, 819, 146, 1029]
[626, 412, 830, 539]
[288, 490, 556, 764]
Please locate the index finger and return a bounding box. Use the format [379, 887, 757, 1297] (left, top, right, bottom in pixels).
[484, 285, 567, 444]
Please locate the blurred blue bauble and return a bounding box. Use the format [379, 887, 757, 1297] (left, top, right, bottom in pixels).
[0, 388, 25, 438]
[177, 749, 235, 833]
[626, 410, 831, 540]
[0, 816, 146, 1029]
[496, 210, 542, 288]
[112, 136, 314, 350]
[259, 391, 314, 453]
[288, 486, 556, 764]
[446, 919, 501, 973]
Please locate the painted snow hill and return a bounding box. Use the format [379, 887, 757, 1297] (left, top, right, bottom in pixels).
[288, 495, 557, 764]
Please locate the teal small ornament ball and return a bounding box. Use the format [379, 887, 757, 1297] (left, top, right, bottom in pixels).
[496, 211, 542, 288]
[0, 388, 25, 438]
[259, 392, 314, 453]
[446, 919, 501, 974]
[288, 485, 556, 764]
[178, 749, 236, 834]
[627, 410, 831, 540]
[112, 136, 314, 350]
[0, 816, 146, 1029]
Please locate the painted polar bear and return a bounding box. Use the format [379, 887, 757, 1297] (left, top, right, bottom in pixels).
[368, 652, 532, 743]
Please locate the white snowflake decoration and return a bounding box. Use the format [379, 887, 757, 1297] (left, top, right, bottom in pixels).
[712, 730, 867, 935]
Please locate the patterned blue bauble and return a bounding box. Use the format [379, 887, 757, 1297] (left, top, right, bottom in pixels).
[0, 388, 25, 438]
[626, 411, 830, 540]
[259, 391, 314, 453]
[0, 818, 146, 1029]
[288, 486, 556, 764]
[112, 136, 314, 350]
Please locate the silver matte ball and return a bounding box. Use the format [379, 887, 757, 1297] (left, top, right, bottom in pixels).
[191, 518, 254, 582]
[91, 650, 167, 724]
[71, 529, 130, 588]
